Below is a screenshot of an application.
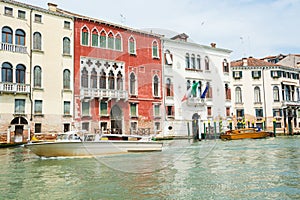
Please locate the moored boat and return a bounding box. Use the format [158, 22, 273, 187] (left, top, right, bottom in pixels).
[220, 127, 269, 140]
[25, 131, 163, 157]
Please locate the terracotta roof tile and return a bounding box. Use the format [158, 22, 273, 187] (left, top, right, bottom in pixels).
[231, 57, 280, 67]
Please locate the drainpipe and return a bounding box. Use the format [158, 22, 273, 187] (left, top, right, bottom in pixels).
[29, 9, 33, 122]
[262, 67, 267, 130]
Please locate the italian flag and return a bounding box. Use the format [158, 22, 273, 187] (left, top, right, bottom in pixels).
[181, 82, 199, 102]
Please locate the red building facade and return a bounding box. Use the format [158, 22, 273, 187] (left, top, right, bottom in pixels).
[73, 17, 163, 135]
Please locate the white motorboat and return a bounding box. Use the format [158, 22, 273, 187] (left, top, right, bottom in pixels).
[25, 131, 163, 157]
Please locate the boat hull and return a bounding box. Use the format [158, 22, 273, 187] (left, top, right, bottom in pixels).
[25, 141, 163, 157]
[220, 128, 269, 140]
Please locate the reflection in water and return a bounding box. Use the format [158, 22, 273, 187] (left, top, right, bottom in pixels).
[0, 137, 300, 199]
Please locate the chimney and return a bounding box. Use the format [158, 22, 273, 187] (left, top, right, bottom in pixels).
[242, 58, 248, 66]
[210, 43, 216, 48]
[48, 3, 57, 12]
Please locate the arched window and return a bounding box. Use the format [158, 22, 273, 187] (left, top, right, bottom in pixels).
[15, 29, 25, 45]
[1, 62, 13, 82]
[90, 68, 97, 88]
[185, 53, 190, 69]
[197, 55, 201, 70]
[152, 40, 158, 58]
[100, 30, 107, 48]
[254, 86, 261, 103]
[166, 78, 171, 96]
[2, 26, 13, 43]
[198, 81, 202, 97]
[130, 72, 136, 95]
[63, 37, 70, 54]
[191, 54, 195, 69]
[273, 86, 280, 102]
[81, 27, 89, 46]
[33, 32, 42, 50]
[63, 69, 70, 89]
[235, 87, 242, 103]
[33, 66, 42, 87]
[108, 70, 114, 89]
[117, 71, 123, 90]
[187, 80, 191, 90]
[107, 32, 114, 49]
[91, 29, 99, 47]
[205, 56, 209, 70]
[153, 75, 159, 97]
[81, 67, 88, 88]
[128, 36, 136, 54]
[100, 69, 106, 89]
[115, 33, 122, 51]
[16, 64, 25, 84]
[223, 59, 229, 72]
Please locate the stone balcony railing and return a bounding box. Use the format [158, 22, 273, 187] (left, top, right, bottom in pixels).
[1, 42, 27, 54]
[80, 88, 128, 101]
[0, 83, 30, 94]
[187, 97, 205, 106]
[282, 100, 300, 107]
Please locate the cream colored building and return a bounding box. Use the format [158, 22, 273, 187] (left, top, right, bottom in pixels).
[231, 57, 300, 134]
[0, 1, 74, 142]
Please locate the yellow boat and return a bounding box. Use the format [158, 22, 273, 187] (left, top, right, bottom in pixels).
[220, 128, 269, 140]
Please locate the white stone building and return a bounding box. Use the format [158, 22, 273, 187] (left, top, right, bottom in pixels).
[161, 33, 232, 138]
[0, 0, 74, 142]
[231, 57, 300, 134]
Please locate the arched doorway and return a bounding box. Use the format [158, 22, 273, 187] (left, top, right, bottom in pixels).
[192, 113, 200, 140]
[110, 105, 123, 134]
[10, 117, 28, 142]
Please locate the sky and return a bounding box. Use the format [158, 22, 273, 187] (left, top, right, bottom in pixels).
[18, 0, 300, 60]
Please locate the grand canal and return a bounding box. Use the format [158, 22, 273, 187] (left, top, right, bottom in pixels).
[0, 136, 300, 200]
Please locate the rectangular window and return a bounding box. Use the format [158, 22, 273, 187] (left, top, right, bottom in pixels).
[35, 123, 41, 133]
[34, 14, 42, 23]
[154, 104, 160, 117]
[255, 109, 264, 117]
[64, 21, 71, 29]
[152, 45, 158, 58]
[82, 122, 89, 131]
[4, 7, 13, 16]
[64, 101, 70, 115]
[155, 122, 160, 131]
[130, 122, 137, 134]
[34, 100, 43, 114]
[108, 37, 114, 49]
[18, 10, 26, 19]
[15, 99, 25, 114]
[100, 101, 108, 116]
[252, 71, 261, 79]
[166, 106, 174, 117]
[233, 71, 242, 78]
[100, 36, 106, 48]
[82, 101, 90, 116]
[226, 107, 231, 117]
[130, 103, 137, 117]
[92, 34, 98, 47]
[236, 109, 244, 118]
[207, 106, 212, 116]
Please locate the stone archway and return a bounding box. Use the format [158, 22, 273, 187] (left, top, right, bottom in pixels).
[10, 117, 28, 142]
[110, 105, 123, 134]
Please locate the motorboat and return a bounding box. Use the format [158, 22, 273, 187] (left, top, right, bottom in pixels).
[220, 127, 269, 140]
[25, 131, 163, 157]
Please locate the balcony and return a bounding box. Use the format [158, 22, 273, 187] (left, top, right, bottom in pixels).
[0, 83, 30, 94]
[187, 97, 205, 106]
[1, 42, 27, 54]
[80, 88, 128, 101]
[282, 100, 300, 107]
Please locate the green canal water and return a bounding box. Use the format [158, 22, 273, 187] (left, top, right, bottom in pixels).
[0, 137, 300, 200]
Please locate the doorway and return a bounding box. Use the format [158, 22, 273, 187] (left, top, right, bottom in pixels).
[110, 105, 123, 134]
